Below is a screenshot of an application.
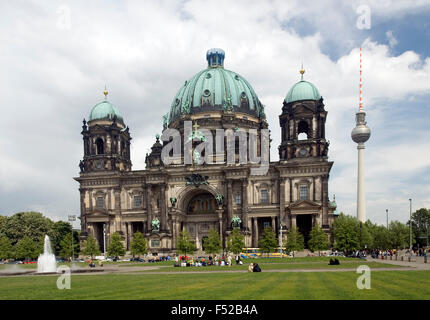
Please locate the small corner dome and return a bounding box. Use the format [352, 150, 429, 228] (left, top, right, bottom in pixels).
[285, 80, 321, 104]
[89, 100, 123, 122]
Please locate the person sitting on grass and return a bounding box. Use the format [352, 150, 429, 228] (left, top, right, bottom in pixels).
[248, 263, 254, 272]
[253, 263, 261, 272]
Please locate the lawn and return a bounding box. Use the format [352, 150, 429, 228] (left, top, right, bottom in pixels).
[0, 270, 429, 300]
[137, 261, 403, 272]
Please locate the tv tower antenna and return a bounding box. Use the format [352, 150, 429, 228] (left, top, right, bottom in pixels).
[351, 47, 371, 223]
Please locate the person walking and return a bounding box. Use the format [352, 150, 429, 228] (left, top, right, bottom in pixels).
[227, 255, 232, 267]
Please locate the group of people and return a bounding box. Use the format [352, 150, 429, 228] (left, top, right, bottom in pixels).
[88, 260, 104, 268]
[248, 263, 262, 272]
[369, 248, 429, 259]
[173, 254, 244, 267]
[146, 255, 172, 262]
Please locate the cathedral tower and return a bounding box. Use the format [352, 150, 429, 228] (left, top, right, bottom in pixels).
[278, 68, 329, 161]
[79, 89, 132, 173]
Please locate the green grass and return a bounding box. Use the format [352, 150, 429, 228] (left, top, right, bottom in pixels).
[138, 261, 403, 272]
[0, 270, 429, 300]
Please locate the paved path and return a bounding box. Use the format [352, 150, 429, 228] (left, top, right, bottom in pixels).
[366, 257, 430, 270]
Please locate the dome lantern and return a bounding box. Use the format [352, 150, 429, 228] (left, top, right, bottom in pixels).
[206, 48, 225, 68]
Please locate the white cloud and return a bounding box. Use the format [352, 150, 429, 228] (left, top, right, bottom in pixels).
[0, 1, 429, 226]
[386, 30, 398, 48]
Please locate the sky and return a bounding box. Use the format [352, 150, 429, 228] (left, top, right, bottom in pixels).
[1, 0, 430, 229]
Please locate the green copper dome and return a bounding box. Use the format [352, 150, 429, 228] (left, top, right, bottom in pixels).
[89, 100, 123, 122]
[285, 80, 321, 104]
[166, 49, 265, 125]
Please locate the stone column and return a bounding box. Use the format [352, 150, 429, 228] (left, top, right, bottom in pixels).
[114, 187, 121, 233]
[312, 114, 317, 138]
[160, 184, 167, 231]
[242, 179, 249, 230]
[195, 223, 199, 250]
[253, 217, 258, 247]
[171, 216, 177, 246]
[291, 214, 296, 228]
[279, 179, 286, 226]
[288, 178, 292, 203]
[146, 186, 152, 233]
[227, 180, 233, 229]
[312, 177, 316, 201]
[322, 175, 329, 226]
[271, 216, 276, 232]
[127, 222, 132, 250]
[217, 209, 223, 245]
[79, 188, 87, 232]
[89, 188, 93, 211]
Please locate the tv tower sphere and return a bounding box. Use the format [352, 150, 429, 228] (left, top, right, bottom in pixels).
[351, 111, 371, 144]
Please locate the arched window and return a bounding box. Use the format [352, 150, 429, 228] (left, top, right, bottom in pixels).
[298, 120, 309, 140]
[96, 138, 104, 155]
[121, 141, 125, 155]
[261, 189, 268, 203]
[299, 185, 309, 200]
[96, 196, 105, 209]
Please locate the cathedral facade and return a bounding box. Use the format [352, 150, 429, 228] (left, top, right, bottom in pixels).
[74, 49, 337, 254]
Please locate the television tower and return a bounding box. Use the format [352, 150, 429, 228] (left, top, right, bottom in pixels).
[351, 47, 371, 223]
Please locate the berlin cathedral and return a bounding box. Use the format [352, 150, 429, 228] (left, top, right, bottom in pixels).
[74, 48, 338, 254]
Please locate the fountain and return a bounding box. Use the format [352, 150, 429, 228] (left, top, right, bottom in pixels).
[37, 235, 57, 273]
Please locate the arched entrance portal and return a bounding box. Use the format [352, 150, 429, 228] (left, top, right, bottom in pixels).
[187, 192, 217, 215]
[180, 190, 220, 252]
[297, 215, 313, 248]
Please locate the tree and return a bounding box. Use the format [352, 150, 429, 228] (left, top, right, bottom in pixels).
[0, 235, 13, 260]
[410, 208, 430, 247]
[176, 230, 197, 256]
[371, 225, 390, 250]
[81, 235, 100, 258]
[0, 216, 7, 237]
[285, 227, 304, 257]
[203, 228, 221, 256]
[107, 232, 126, 258]
[130, 232, 148, 258]
[332, 213, 360, 253]
[359, 221, 374, 250]
[226, 227, 245, 255]
[15, 236, 40, 261]
[59, 233, 80, 259]
[258, 227, 278, 256]
[308, 225, 329, 256]
[388, 221, 410, 249]
[51, 221, 73, 255]
[2, 212, 53, 246]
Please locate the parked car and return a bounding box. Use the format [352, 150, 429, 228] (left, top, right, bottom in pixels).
[328, 251, 345, 257]
[348, 251, 366, 259]
[130, 257, 145, 262]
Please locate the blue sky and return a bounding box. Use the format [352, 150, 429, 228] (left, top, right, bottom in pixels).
[0, 0, 429, 228]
